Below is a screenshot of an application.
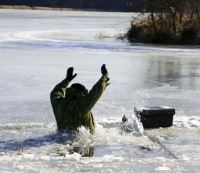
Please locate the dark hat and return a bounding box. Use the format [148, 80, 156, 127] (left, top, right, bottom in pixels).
[71, 83, 88, 95]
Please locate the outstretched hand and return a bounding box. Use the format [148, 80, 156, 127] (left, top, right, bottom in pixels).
[101, 64, 110, 86]
[101, 64, 108, 76]
[66, 67, 77, 82]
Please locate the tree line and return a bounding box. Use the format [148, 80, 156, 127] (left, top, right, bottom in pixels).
[0, 0, 145, 12]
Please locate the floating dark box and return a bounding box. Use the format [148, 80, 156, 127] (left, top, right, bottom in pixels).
[134, 106, 175, 128]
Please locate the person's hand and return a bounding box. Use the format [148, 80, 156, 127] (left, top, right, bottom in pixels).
[101, 64, 110, 86]
[101, 64, 108, 76]
[66, 67, 77, 82]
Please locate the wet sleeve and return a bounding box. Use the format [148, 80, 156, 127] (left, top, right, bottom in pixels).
[78, 75, 109, 114]
[50, 79, 69, 101]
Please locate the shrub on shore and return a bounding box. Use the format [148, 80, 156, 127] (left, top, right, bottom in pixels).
[127, 17, 200, 45]
[127, 0, 200, 45]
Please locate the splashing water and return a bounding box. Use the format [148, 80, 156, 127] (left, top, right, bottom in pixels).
[121, 113, 144, 136]
[135, 89, 150, 106]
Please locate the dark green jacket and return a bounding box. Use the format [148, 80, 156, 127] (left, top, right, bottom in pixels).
[50, 75, 109, 134]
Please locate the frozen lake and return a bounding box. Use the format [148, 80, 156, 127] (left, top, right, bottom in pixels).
[0, 9, 200, 172]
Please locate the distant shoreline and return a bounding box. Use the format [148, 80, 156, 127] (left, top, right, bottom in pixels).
[0, 5, 129, 12]
[0, 5, 76, 11]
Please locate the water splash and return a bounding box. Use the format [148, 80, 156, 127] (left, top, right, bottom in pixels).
[133, 89, 150, 107]
[75, 127, 93, 146]
[121, 113, 144, 136]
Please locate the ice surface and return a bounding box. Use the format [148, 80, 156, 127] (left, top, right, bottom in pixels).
[174, 116, 200, 128]
[0, 9, 200, 172]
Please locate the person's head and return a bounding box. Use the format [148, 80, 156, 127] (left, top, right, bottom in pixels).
[71, 83, 88, 95]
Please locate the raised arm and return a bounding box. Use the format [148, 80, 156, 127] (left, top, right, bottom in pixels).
[50, 79, 69, 100]
[78, 64, 110, 114]
[50, 67, 77, 101]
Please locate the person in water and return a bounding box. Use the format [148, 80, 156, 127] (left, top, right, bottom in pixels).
[50, 64, 110, 134]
